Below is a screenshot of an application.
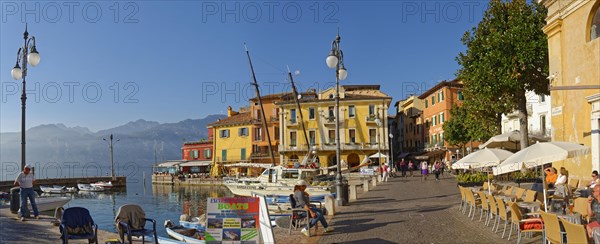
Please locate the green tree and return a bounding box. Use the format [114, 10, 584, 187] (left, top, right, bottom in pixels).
[443, 106, 470, 150]
[456, 0, 549, 148]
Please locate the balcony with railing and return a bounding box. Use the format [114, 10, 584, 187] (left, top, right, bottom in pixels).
[366, 114, 378, 124]
[323, 115, 336, 125]
[270, 116, 279, 122]
[287, 117, 298, 127]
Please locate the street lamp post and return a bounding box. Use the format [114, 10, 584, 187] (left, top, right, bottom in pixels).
[11, 24, 41, 170]
[375, 118, 383, 176]
[389, 133, 394, 168]
[103, 134, 120, 180]
[326, 32, 348, 207]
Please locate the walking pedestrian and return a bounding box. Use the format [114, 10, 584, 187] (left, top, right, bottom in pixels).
[440, 161, 446, 177]
[400, 159, 407, 177]
[382, 164, 389, 182]
[421, 161, 428, 181]
[434, 161, 441, 181]
[408, 160, 414, 177]
[14, 164, 39, 221]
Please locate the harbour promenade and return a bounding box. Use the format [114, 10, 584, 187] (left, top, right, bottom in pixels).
[315, 174, 541, 244]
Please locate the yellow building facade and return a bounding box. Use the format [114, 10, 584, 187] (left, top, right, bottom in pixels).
[543, 0, 600, 178]
[277, 85, 392, 169]
[209, 106, 253, 176]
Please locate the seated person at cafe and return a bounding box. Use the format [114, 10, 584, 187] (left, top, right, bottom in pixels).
[587, 185, 600, 237]
[555, 167, 569, 197]
[545, 167, 558, 188]
[588, 171, 599, 188]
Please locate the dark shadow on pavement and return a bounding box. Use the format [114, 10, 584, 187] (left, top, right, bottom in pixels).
[329, 238, 397, 244]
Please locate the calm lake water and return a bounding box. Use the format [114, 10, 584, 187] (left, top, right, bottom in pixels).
[4, 164, 234, 237]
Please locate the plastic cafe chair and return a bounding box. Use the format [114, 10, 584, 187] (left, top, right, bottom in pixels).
[287, 194, 317, 236]
[458, 186, 467, 214]
[514, 188, 527, 201]
[503, 186, 514, 196]
[494, 196, 510, 238]
[478, 191, 490, 223]
[539, 211, 565, 244]
[523, 190, 537, 203]
[465, 190, 481, 220]
[507, 202, 543, 243]
[560, 218, 588, 244]
[568, 179, 580, 191]
[59, 207, 98, 244]
[487, 194, 499, 229]
[115, 204, 158, 244]
[578, 179, 591, 189]
[572, 197, 590, 223]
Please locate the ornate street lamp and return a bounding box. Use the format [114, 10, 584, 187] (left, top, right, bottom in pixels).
[326, 32, 348, 206]
[11, 24, 41, 170]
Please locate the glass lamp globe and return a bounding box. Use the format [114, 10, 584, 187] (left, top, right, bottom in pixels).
[28, 51, 40, 67]
[338, 67, 348, 80]
[11, 66, 22, 80]
[326, 55, 338, 69]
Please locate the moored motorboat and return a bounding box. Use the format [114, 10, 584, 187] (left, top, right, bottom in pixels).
[18, 196, 70, 214]
[40, 185, 66, 194]
[164, 220, 205, 244]
[90, 181, 113, 189]
[77, 184, 105, 192]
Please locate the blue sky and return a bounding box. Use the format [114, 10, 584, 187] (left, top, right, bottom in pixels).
[0, 1, 487, 132]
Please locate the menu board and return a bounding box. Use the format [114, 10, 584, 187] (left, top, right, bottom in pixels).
[206, 197, 260, 244]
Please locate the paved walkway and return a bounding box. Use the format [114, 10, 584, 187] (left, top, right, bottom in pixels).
[316, 174, 542, 244]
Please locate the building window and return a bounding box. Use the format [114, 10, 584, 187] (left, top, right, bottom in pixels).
[238, 127, 248, 136]
[432, 116, 437, 126]
[458, 91, 464, 101]
[220, 129, 230, 138]
[431, 96, 435, 105]
[328, 106, 335, 118]
[369, 129, 377, 144]
[328, 130, 335, 144]
[540, 115, 546, 134]
[348, 105, 356, 118]
[203, 149, 211, 158]
[253, 128, 262, 141]
[240, 148, 246, 160]
[592, 6, 600, 40]
[440, 112, 445, 123]
[274, 126, 279, 140]
[290, 109, 297, 123]
[221, 150, 227, 161]
[309, 130, 316, 146]
[440, 91, 444, 101]
[369, 105, 375, 115]
[309, 107, 316, 120]
[349, 129, 356, 143]
[425, 100, 428, 108]
[290, 131, 297, 146]
[190, 150, 198, 159]
[440, 133, 444, 143]
[539, 95, 546, 103]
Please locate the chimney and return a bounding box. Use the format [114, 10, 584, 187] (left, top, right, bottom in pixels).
[227, 106, 239, 117]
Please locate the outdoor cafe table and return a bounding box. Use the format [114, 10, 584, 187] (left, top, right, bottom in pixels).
[517, 202, 542, 213]
[498, 195, 517, 203]
[556, 212, 582, 225]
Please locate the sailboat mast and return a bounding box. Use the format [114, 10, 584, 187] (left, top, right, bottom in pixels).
[244, 44, 277, 167]
[287, 71, 310, 154]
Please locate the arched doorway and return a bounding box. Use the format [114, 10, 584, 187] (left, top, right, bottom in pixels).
[327, 154, 337, 167]
[347, 153, 360, 168]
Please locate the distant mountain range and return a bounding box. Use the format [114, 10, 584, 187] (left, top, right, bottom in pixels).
[0, 114, 226, 169]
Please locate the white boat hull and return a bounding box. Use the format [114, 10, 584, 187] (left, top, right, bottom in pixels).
[40, 186, 66, 194]
[21, 196, 70, 213]
[225, 184, 331, 197]
[77, 184, 105, 192]
[166, 227, 205, 244]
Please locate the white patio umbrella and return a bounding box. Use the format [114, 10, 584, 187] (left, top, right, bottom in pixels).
[368, 152, 388, 159]
[492, 141, 591, 211]
[453, 148, 514, 170]
[479, 130, 548, 150]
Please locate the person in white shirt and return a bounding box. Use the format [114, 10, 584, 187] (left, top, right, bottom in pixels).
[14, 164, 39, 221]
[555, 167, 569, 197]
[588, 171, 599, 188]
